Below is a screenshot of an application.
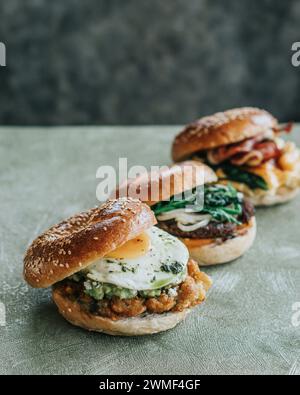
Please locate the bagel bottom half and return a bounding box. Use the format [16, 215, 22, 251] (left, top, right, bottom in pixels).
[218, 178, 299, 207]
[52, 288, 190, 336]
[247, 187, 299, 207]
[181, 217, 256, 266]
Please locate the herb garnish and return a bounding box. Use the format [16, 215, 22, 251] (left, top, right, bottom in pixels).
[161, 261, 184, 275]
[120, 263, 136, 273]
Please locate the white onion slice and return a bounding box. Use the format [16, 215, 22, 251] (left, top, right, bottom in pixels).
[207, 150, 220, 165]
[176, 213, 212, 225]
[157, 208, 212, 233]
[177, 219, 211, 232]
[158, 210, 211, 224]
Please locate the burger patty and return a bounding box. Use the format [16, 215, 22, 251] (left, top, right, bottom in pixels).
[239, 200, 255, 223]
[157, 200, 254, 240]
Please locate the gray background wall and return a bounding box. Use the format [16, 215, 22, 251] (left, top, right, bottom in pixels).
[0, 0, 299, 125]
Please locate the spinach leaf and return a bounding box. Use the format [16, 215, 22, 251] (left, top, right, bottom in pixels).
[152, 192, 196, 215]
[152, 184, 243, 224]
[220, 163, 269, 191]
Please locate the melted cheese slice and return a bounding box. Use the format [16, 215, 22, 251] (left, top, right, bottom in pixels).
[180, 221, 253, 249]
[278, 143, 300, 172]
[180, 238, 214, 249]
[244, 142, 300, 190]
[245, 162, 284, 190]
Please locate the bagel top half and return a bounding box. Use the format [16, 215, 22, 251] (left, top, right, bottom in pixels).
[24, 198, 156, 288]
[116, 161, 217, 206]
[172, 107, 278, 162]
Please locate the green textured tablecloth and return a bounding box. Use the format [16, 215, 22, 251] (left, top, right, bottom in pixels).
[0, 126, 299, 375]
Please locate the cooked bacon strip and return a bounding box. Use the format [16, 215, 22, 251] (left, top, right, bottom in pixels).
[207, 132, 282, 167]
[231, 141, 281, 167]
[253, 141, 281, 162]
[276, 122, 294, 134]
[231, 151, 264, 167]
[207, 133, 268, 165]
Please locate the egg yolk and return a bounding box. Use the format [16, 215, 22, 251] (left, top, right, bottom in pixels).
[106, 232, 151, 259]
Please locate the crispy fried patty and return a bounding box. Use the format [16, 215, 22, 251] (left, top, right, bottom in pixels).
[55, 260, 211, 321]
[157, 200, 254, 240]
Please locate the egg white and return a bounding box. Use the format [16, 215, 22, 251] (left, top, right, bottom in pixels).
[84, 227, 189, 290]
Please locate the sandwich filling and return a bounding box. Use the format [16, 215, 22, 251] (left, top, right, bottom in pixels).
[152, 184, 254, 241]
[54, 227, 212, 320]
[194, 127, 300, 197]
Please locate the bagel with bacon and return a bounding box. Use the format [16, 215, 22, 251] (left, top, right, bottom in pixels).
[24, 198, 212, 335]
[172, 108, 300, 206]
[117, 162, 256, 266]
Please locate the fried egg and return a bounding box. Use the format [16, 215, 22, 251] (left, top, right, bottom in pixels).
[84, 227, 189, 290]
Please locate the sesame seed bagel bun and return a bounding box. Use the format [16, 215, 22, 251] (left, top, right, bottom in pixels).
[52, 287, 190, 336]
[117, 161, 217, 206]
[172, 108, 278, 162]
[24, 198, 157, 288]
[182, 217, 256, 266]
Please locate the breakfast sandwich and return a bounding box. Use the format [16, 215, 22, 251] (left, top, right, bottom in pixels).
[24, 198, 212, 336]
[117, 162, 256, 266]
[172, 108, 300, 206]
